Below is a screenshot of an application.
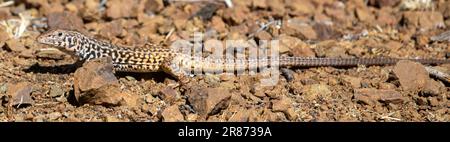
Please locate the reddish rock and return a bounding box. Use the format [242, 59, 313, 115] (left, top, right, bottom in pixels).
[354, 88, 404, 105]
[47, 11, 84, 31]
[5, 39, 26, 52]
[187, 87, 232, 117]
[281, 19, 317, 40]
[161, 105, 184, 122]
[74, 57, 136, 107]
[158, 87, 180, 105]
[403, 11, 444, 30]
[106, 0, 140, 19]
[7, 82, 34, 107]
[393, 60, 429, 92]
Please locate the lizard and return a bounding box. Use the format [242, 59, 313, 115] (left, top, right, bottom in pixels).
[36, 29, 450, 82]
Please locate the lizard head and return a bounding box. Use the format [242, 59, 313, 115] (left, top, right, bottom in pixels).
[37, 29, 83, 52]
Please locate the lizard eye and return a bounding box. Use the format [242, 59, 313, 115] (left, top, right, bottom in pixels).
[57, 32, 63, 37]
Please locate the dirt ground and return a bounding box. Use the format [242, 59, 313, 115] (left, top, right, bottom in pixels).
[0, 0, 449, 122]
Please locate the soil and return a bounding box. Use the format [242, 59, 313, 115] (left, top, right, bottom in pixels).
[0, 0, 449, 122]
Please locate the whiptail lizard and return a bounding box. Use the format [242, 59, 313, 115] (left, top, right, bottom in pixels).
[36, 29, 450, 82]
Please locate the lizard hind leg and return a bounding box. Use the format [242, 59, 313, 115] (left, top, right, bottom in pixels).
[161, 60, 192, 85]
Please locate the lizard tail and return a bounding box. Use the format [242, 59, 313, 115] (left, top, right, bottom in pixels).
[279, 57, 450, 67]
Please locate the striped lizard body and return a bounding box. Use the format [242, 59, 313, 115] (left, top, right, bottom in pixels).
[36, 29, 450, 80]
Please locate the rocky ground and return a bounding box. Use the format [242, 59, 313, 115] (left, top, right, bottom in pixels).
[0, 0, 449, 122]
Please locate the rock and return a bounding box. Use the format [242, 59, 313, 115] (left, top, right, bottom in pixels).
[161, 105, 184, 122]
[252, 0, 268, 9]
[341, 75, 362, 89]
[302, 84, 331, 101]
[402, 11, 444, 30]
[369, 0, 401, 7]
[228, 108, 250, 122]
[211, 16, 227, 33]
[158, 87, 179, 104]
[286, 0, 314, 15]
[428, 97, 439, 107]
[73, 57, 135, 107]
[49, 85, 64, 97]
[416, 97, 428, 106]
[47, 112, 62, 121]
[144, 0, 164, 14]
[354, 88, 404, 105]
[5, 39, 26, 52]
[106, 0, 140, 19]
[431, 30, 450, 42]
[267, 0, 285, 16]
[281, 19, 317, 40]
[105, 116, 121, 122]
[35, 49, 67, 60]
[278, 35, 315, 57]
[47, 11, 84, 31]
[0, 83, 7, 94]
[7, 82, 34, 107]
[313, 23, 340, 41]
[255, 31, 272, 41]
[187, 87, 232, 117]
[376, 7, 398, 26]
[19, 49, 35, 58]
[99, 20, 124, 38]
[355, 8, 374, 23]
[393, 60, 429, 92]
[192, 3, 219, 21]
[223, 7, 247, 24]
[421, 79, 443, 97]
[271, 96, 297, 120]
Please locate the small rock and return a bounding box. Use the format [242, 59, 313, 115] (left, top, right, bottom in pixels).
[47, 112, 62, 121]
[187, 87, 232, 117]
[144, 0, 164, 14]
[376, 7, 398, 26]
[421, 79, 443, 97]
[7, 82, 34, 107]
[47, 11, 84, 30]
[279, 35, 315, 57]
[267, 0, 285, 16]
[158, 87, 179, 104]
[355, 8, 374, 23]
[223, 8, 247, 25]
[49, 85, 64, 97]
[35, 49, 67, 60]
[428, 97, 439, 107]
[252, 0, 268, 9]
[74, 57, 132, 106]
[313, 23, 341, 41]
[105, 116, 121, 122]
[161, 105, 184, 122]
[286, 0, 314, 15]
[0, 83, 7, 94]
[341, 75, 362, 88]
[369, 0, 401, 7]
[416, 97, 428, 106]
[211, 16, 227, 33]
[5, 39, 26, 52]
[393, 60, 429, 92]
[228, 108, 250, 122]
[402, 11, 444, 30]
[255, 31, 272, 41]
[354, 88, 404, 105]
[192, 3, 219, 21]
[271, 96, 297, 120]
[302, 84, 331, 101]
[281, 19, 317, 40]
[106, 0, 140, 19]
